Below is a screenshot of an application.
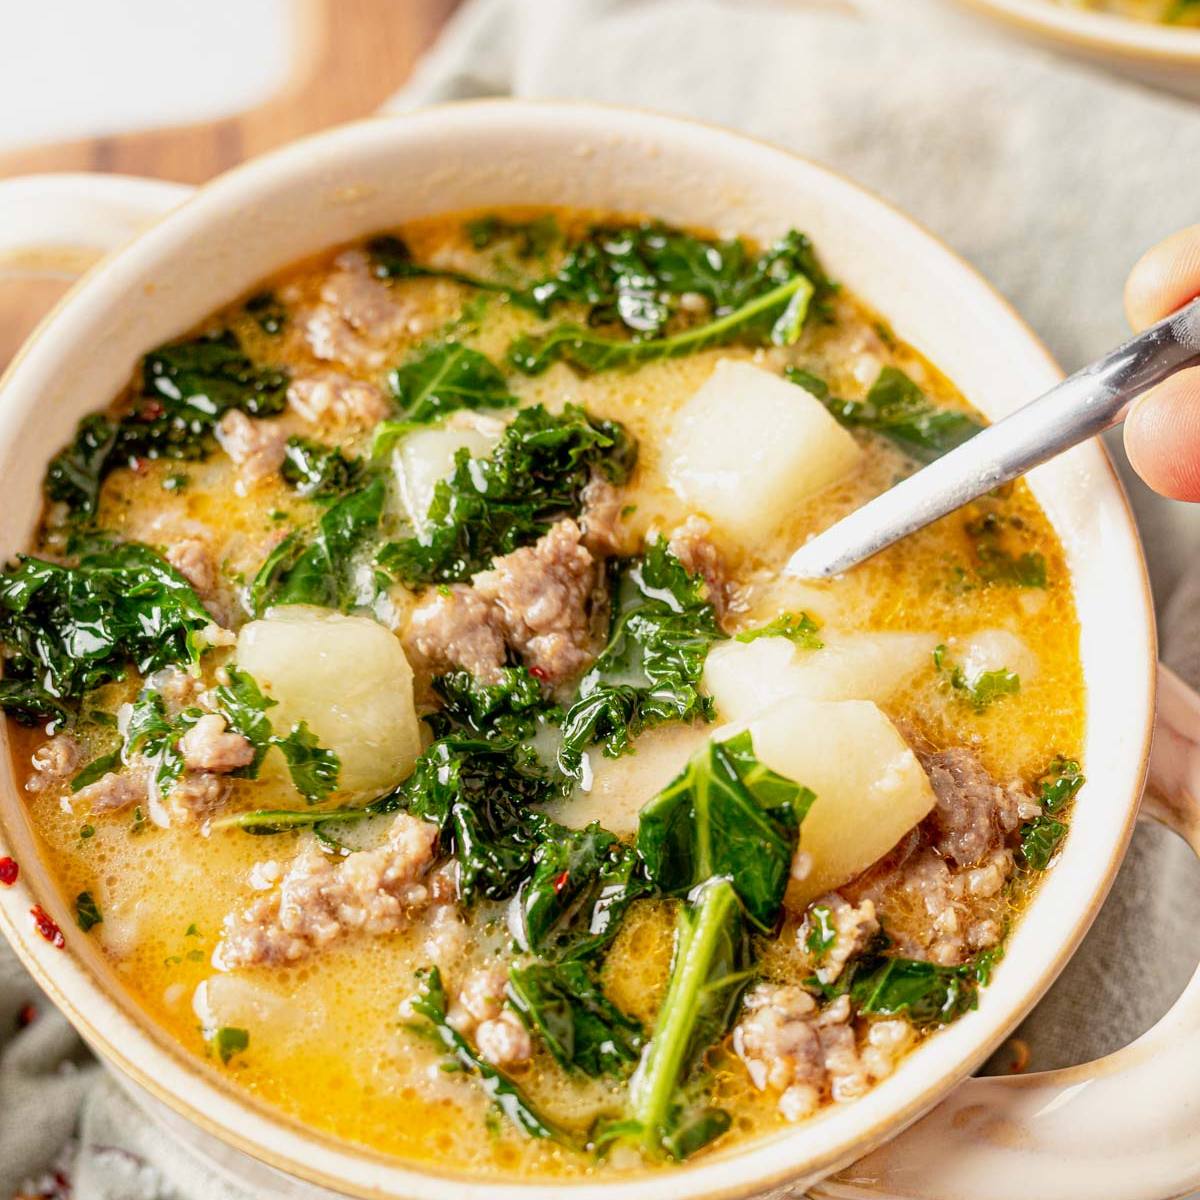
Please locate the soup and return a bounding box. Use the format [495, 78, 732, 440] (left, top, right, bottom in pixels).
[1, 210, 1083, 1180]
[1051, 0, 1200, 24]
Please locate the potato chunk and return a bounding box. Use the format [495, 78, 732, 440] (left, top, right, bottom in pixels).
[393, 425, 499, 538]
[734, 696, 936, 908]
[704, 631, 937, 721]
[664, 360, 861, 541]
[236, 606, 422, 796]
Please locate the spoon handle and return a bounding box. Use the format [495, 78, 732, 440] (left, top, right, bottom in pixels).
[786, 297, 1200, 580]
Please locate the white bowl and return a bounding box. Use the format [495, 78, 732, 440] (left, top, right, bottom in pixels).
[951, 0, 1200, 98]
[0, 102, 1194, 1200]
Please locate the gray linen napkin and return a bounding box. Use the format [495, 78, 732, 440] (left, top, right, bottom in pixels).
[4, 2, 1200, 1195]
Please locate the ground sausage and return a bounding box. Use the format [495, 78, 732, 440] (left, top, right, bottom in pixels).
[215, 410, 289, 485]
[73, 761, 150, 814]
[287, 371, 390, 428]
[579, 474, 627, 557]
[922, 746, 1028, 868]
[473, 518, 597, 685]
[405, 585, 508, 684]
[446, 965, 532, 1069]
[802, 893, 879, 986]
[215, 814, 440, 968]
[302, 250, 420, 368]
[24, 735, 82, 795]
[732, 985, 909, 1122]
[178, 714, 256, 774]
[667, 516, 731, 621]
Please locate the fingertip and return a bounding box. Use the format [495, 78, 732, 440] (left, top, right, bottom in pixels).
[1125, 225, 1200, 332]
[1124, 368, 1200, 502]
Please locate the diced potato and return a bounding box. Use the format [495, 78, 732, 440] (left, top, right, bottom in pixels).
[552, 723, 712, 837]
[393, 424, 499, 538]
[663, 359, 862, 541]
[704, 630, 938, 721]
[236, 606, 422, 797]
[194, 975, 325, 1048]
[953, 628, 1039, 687]
[733, 695, 936, 908]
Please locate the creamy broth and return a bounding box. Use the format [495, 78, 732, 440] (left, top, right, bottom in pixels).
[4, 209, 1083, 1180]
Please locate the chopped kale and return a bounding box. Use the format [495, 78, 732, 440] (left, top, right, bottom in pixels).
[396, 734, 556, 903]
[963, 511, 1048, 589]
[213, 1026, 249, 1065]
[508, 959, 643, 1077]
[510, 821, 644, 962]
[465, 213, 560, 259]
[273, 722, 340, 803]
[74, 891, 102, 932]
[378, 404, 635, 586]
[249, 475, 388, 614]
[430, 666, 552, 741]
[557, 540, 723, 781]
[933, 644, 1020, 712]
[45, 331, 288, 520]
[624, 877, 748, 1159]
[387, 343, 516, 424]
[0, 542, 213, 723]
[636, 730, 810, 931]
[735, 611, 823, 648]
[406, 966, 574, 1145]
[509, 275, 814, 376]
[791, 364, 982, 463]
[280, 437, 363, 500]
[1019, 756, 1083, 870]
[816, 944, 1003, 1027]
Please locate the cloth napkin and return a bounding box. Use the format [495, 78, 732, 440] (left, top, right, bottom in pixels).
[5, 2, 1200, 1195]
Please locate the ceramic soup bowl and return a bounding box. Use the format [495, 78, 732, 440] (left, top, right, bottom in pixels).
[0, 102, 1197, 1200]
[948, 0, 1200, 99]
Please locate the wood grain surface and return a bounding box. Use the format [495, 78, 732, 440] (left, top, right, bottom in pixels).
[0, 0, 460, 369]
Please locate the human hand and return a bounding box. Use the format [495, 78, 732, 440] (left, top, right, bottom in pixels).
[1124, 226, 1200, 501]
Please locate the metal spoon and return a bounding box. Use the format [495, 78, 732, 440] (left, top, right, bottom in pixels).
[786, 297, 1200, 580]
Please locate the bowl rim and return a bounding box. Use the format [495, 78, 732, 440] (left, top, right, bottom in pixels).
[958, 0, 1200, 62]
[0, 98, 1156, 1200]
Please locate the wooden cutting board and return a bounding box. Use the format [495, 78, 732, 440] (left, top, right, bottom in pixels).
[0, 0, 460, 367]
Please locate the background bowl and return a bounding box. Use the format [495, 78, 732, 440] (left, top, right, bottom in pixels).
[952, 0, 1200, 98]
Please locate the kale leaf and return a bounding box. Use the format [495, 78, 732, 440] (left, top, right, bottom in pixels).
[509, 276, 813, 376]
[387, 343, 516, 424]
[429, 666, 553, 741]
[406, 966, 575, 1145]
[829, 945, 1002, 1027]
[46, 331, 288, 520]
[0, 542, 213, 723]
[378, 404, 635, 586]
[510, 821, 644, 962]
[508, 959, 643, 1078]
[735, 611, 823, 648]
[244, 291, 287, 335]
[636, 730, 810, 931]
[273, 722, 340, 803]
[611, 734, 808, 1159]
[790, 365, 982, 463]
[963, 511, 1048, 589]
[465, 213, 560, 259]
[625, 876, 749, 1159]
[1019, 755, 1083, 870]
[75, 890, 103, 932]
[397, 734, 556, 902]
[556, 539, 723, 780]
[249, 475, 388, 614]
[933, 644, 1021, 712]
[522, 225, 834, 337]
[280, 437, 363, 500]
